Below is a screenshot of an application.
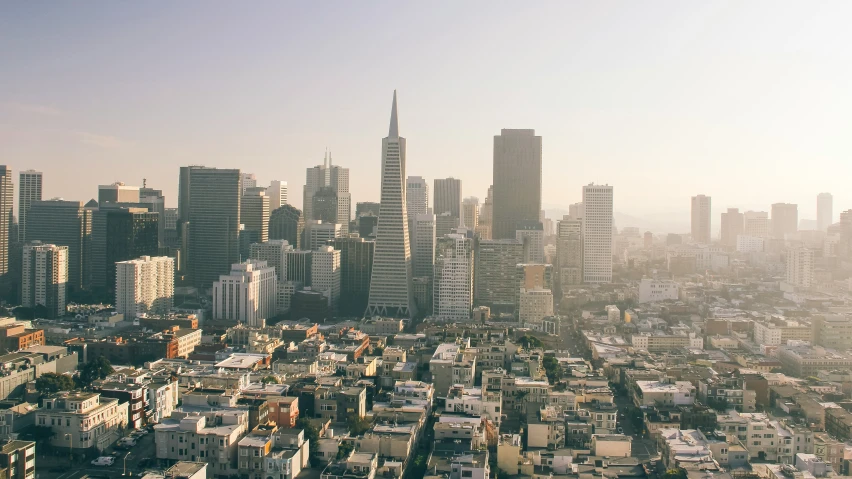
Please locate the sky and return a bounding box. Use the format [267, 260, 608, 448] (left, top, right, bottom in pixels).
[2, 2, 852, 232]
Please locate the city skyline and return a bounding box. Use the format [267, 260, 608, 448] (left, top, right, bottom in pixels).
[3, 3, 850, 221]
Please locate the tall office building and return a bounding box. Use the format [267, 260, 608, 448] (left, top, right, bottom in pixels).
[332, 236, 374, 316]
[476, 186, 493, 240]
[285, 250, 312, 284]
[462, 197, 479, 230]
[356, 202, 381, 218]
[250, 240, 292, 281]
[311, 246, 341, 310]
[365, 91, 416, 318]
[515, 221, 544, 264]
[181, 167, 242, 289]
[305, 220, 341, 250]
[98, 182, 140, 204]
[412, 213, 436, 280]
[492, 129, 542, 239]
[0, 167, 11, 276]
[557, 216, 583, 290]
[720, 208, 744, 248]
[115, 256, 174, 318]
[433, 234, 474, 320]
[269, 205, 303, 249]
[434, 177, 462, 222]
[212, 260, 277, 326]
[266, 180, 288, 211]
[690, 195, 712, 244]
[27, 199, 92, 289]
[241, 173, 257, 191]
[786, 248, 814, 288]
[18, 170, 42, 243]
[406, 176, 429, 218]
[22, 242, 67, 319]
[569, 202, 584, 219]
[303, 152, 351, 234]
[91, 206, 159, 290]
[744, 211, 770, 238]
[817, 193, 833, 232]
[582, 184, 613, 283]
[240, 190, 270, 258]
[435, 212, 459, 238]
[140, 187, 166, 246]
[474, 239, 524, 314]
[519, 288, 554, 331]
[771, 203, 798, 239]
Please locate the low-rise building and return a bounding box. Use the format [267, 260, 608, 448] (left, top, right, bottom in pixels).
[37, 392, 128, 452]
[154, 410, 249, 477]
[633, 380, 696, 407]
[591, 434, 632, 457]
[238, 425, 310, 479]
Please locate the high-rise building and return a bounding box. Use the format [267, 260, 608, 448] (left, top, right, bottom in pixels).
[311, 246, 341, 310]
[462, 197, 479, 230]
[27, 199, 92, 289]
[519, 288, 554, 331]
[240, 190, 270, 258]
[582, 184, 614, 284]
[305, 220, 341, 250]
[690, 195, 712, 244]
[250, 240, 292, 281]
[98, 182, 140, 204]
[474, 239, 524, 314]
[406, 176, 429, 218]
[356, 202, 381, 218]
[434, 177, 462, 223]
[720, 208, 744, 248]
[786, 248, 813, 288]
[433, 234, 474, 320]
[412, 213, 436, 280]
[90, 206, 159, 291]
[115, 256, 174, 318]
[269, 205, 303, 249]
[332, 236, 374, 316]
[744, 211, 770, 238]
[818, 193, 833, 232]
[182, 167, 242, 289]
[358, 215, 378, 240]
[557, 216, 583, 290]
[0, 166, 12, 276]
[212, 260, 277, 326]
[285, 250, 312, 284]
[22, 242, 67, 319]
[476, 186, 493, 240]
[140, 187, 166, 247]
[303, 152, 351, 234]
[492, 129, 542, 239]
[435, 212, 459, 238]
[569, 202, 584, 219]
[163, 208, 179, 248]
[515, 221, 544, 264]
[365, 91, 416, 318]
[517, 263, 553, 295]
[771, 203, 798, 239]
[241, 173, 257, 191]
[18, 170, 42, 243]
[266, 180, 288, 211]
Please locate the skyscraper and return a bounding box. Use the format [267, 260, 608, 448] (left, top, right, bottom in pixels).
[90, 206, 159, 291]
[818, 193, 833, 232]
[412, 213, 436, 280]
[582, 184, 613, 284]
[332, 236, 374, 316]
[771, 203, 798, 239]
[267, 180, 288, 211]
[269, 205, 303, 249]
[22, 242, 67, 319]
[474, 239, 524, 314]
[557, 216, 583, 291]
[515, 220, 544, 264]
[406, 176, 429, 218]
[0, 167, 12, 276]
[690, 195, 712, 244]
[786, 247, 813, 288]
[98, 182, 140, 204]
[434, 177, 462, 221]
[744, 211, 770, 238]
[140, 186, 166, 246]
[303, 151, 351, 234]
[250, 240, 292, 281]
[241, 173, 257, 191]
[183, 167, 242, 289]
[305, 220, 341, 250]
[462, 197, 479, 230]
[27, 199, 92, 289]
[18, 170, 42, 243]
[720, 208, 744, 248]
[492, 129, 542, 239]
[240, 190, 270, 258]
[115, 256, 174, 318]
[365, 91, 416, 318]
[311, 245, 341, 310]
[433, 234, 474, 320]
[212, 260, 277, 327]
[476, 186, 493, 240]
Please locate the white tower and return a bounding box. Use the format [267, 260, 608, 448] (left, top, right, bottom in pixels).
[582, 184, 613, 283]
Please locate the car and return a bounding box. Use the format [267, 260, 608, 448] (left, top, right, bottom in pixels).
[91, 457, 116, 466]
[133, 429, 149, 435]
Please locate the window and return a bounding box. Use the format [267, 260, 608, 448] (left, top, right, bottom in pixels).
[462, 472, 473, 478]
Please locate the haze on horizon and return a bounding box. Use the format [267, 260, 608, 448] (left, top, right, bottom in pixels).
[2, 1, 851, 231]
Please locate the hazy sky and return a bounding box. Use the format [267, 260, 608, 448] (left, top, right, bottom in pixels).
[2, 2, 851, 228]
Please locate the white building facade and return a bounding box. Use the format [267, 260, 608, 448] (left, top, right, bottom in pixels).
[519, 288, 554, 330]
[582, 184, 614, 283]
[433, 234, 474, 320]
[212, 260, 277, 326]
[22, 242, 68, 318]
[115, 256, 175, 318]
[311, 246, 341, 310]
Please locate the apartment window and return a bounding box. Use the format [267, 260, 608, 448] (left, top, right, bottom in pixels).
[462, 472, 473, 478]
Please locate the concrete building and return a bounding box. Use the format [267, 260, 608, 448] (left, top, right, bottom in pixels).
[18, 170, 42, 243]
[304, 220, 341, 251]
[0, 440, 36, 479]
[237, 427, 309, 479]
[492, 129, 542, 239]
[37, 391, 128, 452]
[430, 343, 476, 397]
[638, 278, 678, 303]
[812, 315, 852, 351]
[633, 380, 696, 407]
[737, 235, 765, 253]
[27, 199, 91, 289]
[515, 221, 544, 264]
[269, 205, 303, 249]
[311, 246, 341, 310]
[22, 242, 68, 319]
[519, 288, 554, 331]
[365, 91, 416, 318]
[462, 197, 479, 230]
[98, 182, 140, 204]
[557, 216, 583, 289]
[266, 180, 288, 211]
[777, 345, 852, 377]
[412, 213, 436, 280]
[786, 247, 814, 288]
[721, 208, 744, 248]
[90, 206, 159, 290]
[434, 177, 462, 226]
[303, 151, 350, 234]
[212, 260, 277, 326]
[818, 193, 833, 232]
[240, 190, 270, 255]
[155, 410, 248, 476]
[772, 203, 798, 239]
[474, 239, 524, 315]
[691, 195, 712, 244]
[332, 236, 374, 316]
[433, 234, 474, 321]
[744, 211, 770, 238]
[115, 256, 175, 318]
[284, 250, 311, 284]
[249, 240, 292, 281]
[435, 212, 459, 238]
[583, 184, 614, 283]
[405, 176, 429, 219]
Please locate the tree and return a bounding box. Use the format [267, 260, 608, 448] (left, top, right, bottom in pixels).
[296, 417, 320, 466]
[78, 356, 114, 388]
[372, 346, 384, 356]
[542, 356, 562, 384]
[35, 373, 76, 395]
[261, 375, 279, 385]
[519, 335, 543, 350]
[661, 468, 688, 479]
[336, 441, 354, 459]
[347, 415, 372, 436]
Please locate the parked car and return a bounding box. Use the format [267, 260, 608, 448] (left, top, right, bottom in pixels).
[91, 457, 116, 466]
[135, 429, 149, 435]
[117, 437, 137, 447]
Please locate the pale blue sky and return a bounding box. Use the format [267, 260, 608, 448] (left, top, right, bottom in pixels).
[2, 2, 851, 228]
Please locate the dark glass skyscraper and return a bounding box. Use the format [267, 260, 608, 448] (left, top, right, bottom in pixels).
[27, 199, 92, 289]
[492, 129, 542, 239]
[269, 205, 304, 250]
[90, 206, 159, 291]
[333, 236, 374, 316]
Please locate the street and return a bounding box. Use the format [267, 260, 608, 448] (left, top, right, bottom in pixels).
[614, 394, 658, 461]
[37, 431, 158, 479]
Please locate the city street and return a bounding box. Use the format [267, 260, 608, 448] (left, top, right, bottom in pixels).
[614, 394, 658, 461]
[38, 431, 158, 479]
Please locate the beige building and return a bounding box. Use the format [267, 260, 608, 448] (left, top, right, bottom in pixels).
[154, 410, 249, 477]
[37, 392, 128, 452]
[591, 434, 632, 457]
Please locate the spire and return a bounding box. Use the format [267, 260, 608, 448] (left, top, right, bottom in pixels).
[324, 148, 328, 167]
[328, 150, 332, 166]
[388, 90, 399, 138]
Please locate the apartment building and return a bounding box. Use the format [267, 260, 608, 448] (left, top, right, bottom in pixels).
[237, 425, 310, 479]
[155, 410, 249, 477]
[429, 342, 477, 398]
[717, 411, 813, 463]
[37, 392, 128, 452]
